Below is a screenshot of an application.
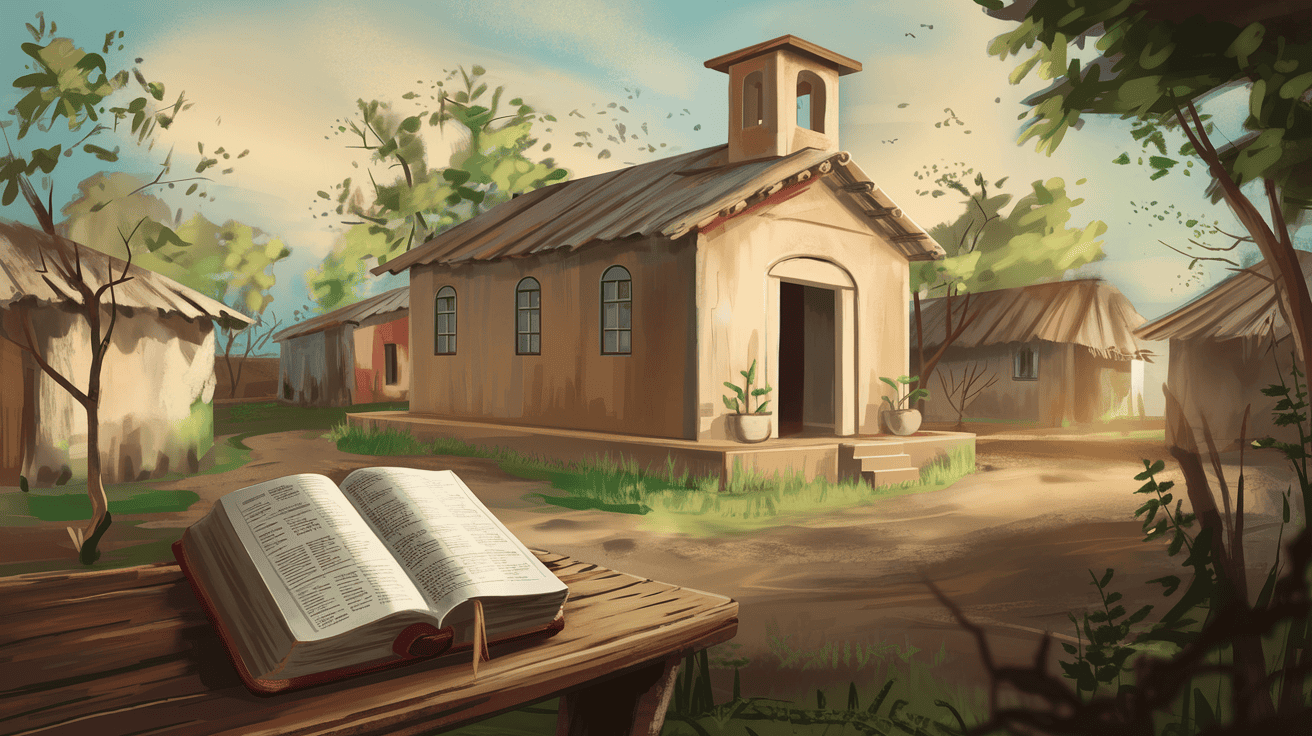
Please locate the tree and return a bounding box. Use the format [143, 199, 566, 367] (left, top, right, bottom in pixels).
[951, 2, 1312, 728]
[981, 0, 1312, 370]
[937, 362, 999, 429]
[908, 162, 1107, 404]
[307, 66, 569, 311]
[62, 172, 291, 399]
[309, 66, 697, 311]
[0, 15, 239, 563]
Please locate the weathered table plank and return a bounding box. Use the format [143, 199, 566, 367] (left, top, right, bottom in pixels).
[0, 551, 737, 736]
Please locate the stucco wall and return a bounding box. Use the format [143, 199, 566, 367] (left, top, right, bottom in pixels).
[1167, 336, 1293, 450]
[353, 316, 410, 404]
[922, 343, 1045, 424]
[923, 341, 1134, 427]
[20, 305, 216, 484]
[696, 179, 911, 439]
[408, 235, 698, 438]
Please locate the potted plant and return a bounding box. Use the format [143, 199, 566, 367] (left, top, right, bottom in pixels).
[880, 375, 930, 436]
[723, 359, 773, 443]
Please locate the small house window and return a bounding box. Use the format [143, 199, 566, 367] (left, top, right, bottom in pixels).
[601, 265, 632, 355]
[742, 70, 764, 128]
[796, 70, 826, 133]
[1014, 345, 1039, 380]
[516, 277, 541, 355]
[384, 343, 398, 385]
[435, 286, 456, 355]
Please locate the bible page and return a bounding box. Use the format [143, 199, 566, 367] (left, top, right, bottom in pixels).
[340, 467, 567, 623]
[219, 474, 430, 642]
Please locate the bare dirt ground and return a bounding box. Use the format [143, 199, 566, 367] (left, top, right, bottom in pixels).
[0, 423, 1298, 704]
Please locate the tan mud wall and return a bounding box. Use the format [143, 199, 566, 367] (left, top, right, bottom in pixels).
[409, 236, 697, 439]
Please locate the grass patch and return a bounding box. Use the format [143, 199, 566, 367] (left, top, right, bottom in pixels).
[216, 400, 408, 439]
[0, 486, 200, 522]
[660, 633, 985, 736]
[330, 423, 976, 531]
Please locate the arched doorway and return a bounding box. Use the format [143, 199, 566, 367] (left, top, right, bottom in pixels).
[767, 257, 857, 437]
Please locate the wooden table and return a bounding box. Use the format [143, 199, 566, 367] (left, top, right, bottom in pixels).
[0, 551, 738, 736]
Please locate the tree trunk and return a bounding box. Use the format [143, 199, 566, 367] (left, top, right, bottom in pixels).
[80, 301, 111, 564]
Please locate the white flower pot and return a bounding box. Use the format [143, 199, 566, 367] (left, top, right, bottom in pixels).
[883, 408, 922, 436]
[729, 413, 773, 443]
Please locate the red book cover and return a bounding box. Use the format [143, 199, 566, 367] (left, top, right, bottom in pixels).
[172, 540, 565, 696]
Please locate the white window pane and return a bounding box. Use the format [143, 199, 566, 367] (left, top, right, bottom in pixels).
[618, 280, 630, 300]
[604, 331, 617, 353]
[605, 303, 618, 328]
[450, 336, 456, 353]
[604, 282, 616, 301]
[518, 311, 528, 332]
[618, 330, 630, 353]
[518, 335, 528, 353]
[529, 310, 539, 332]
[530, 335, 539, 353]
[530, 291, 540, 308]
[437, 336, 448, 354]
[619, 303, 631, 329]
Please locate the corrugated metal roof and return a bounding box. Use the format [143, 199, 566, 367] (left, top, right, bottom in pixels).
[273, 287, 409, 342]
[1135, 251, 1312, 342]
[0, 219, 253, 329]
[374, 145, 944, 274]
[912, 279, 1148, 359]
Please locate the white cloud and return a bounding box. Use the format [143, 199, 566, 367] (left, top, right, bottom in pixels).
[132, 3, 712, 260]
[442, 0, 701, 97]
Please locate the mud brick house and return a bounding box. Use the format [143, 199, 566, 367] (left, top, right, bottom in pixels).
[1135, 251, 1312, 449]
[912, 279, 1151, 427]
[373, 36, 948, 442]
[274, 286, 409, 406]
[0, 220, 253, 486]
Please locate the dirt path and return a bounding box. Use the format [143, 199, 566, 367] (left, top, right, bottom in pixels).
[2, 428, 1296, 700]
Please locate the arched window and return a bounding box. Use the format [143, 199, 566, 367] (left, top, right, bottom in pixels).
[600, 266, 632, 355]
[435, 286, 456, 355]
[742, 70, 764, 128]
[796, 70, 826, 133]
[516, 277, 541, 355]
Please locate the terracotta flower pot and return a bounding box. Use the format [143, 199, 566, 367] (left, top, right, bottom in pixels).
[729, 413, 773, 443]
[883, 408, 922, 436]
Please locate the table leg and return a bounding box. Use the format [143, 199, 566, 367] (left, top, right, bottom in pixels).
[555, 654, 681, 736]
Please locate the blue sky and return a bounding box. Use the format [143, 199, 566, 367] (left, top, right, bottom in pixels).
[1, 0, 1282, 323]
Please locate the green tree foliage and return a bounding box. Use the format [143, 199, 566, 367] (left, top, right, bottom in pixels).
[62, 172, 289, 316]
[62, 172, 290, 397]
[308, 67, 696, 312]
[908, 161, 1106, 400]
[981, 0, 1312, 368]
[307, 66, 569, 311]
[0, 14, 244, 563]
[912, 163, 1107, 294]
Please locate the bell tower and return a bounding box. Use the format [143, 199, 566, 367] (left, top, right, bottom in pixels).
[704, 35, 862, 164]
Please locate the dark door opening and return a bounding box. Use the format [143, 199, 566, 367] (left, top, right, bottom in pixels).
[778, 282, 836, 437]
[779, 283, 806, 436]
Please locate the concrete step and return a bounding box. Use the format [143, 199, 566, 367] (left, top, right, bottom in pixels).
[863, 467, 921, 487]
[841, 442, 905, 459]
[858, 452, 913, 472]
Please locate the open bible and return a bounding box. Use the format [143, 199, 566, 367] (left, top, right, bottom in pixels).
[172, 467, 569, 695]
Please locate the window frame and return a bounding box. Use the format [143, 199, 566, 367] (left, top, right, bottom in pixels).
[742, 70, 764, 129]
[516, 277, 542, 356]
[435, 286, 456, 355]
[600, 265, 632, 356]
[1013, 344, 1039, 381]
[384, 343, 398, 385]
[795, 70, 826, 133]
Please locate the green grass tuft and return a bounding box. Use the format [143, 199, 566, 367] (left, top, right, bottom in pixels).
[331, 423, 976, 531]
